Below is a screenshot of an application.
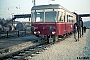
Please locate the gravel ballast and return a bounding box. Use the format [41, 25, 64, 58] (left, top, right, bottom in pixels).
[27, 30, 89, 60]
[0, 35, 38, 50]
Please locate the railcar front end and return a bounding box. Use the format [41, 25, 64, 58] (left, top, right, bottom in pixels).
[31, 4, 76, 43]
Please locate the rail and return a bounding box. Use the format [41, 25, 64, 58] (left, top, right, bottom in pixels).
[0, 33, 72, 60]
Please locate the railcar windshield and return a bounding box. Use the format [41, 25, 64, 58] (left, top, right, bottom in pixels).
[31, 9, 57, 22]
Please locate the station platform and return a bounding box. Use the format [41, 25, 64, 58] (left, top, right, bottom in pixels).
[27, 29, 90, 60]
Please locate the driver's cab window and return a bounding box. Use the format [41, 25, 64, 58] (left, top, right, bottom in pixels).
[35, 12, 44, 22]
[35, 10, 44, 22]
[31, 9, 57, 22]
[45, 11, 56, 22]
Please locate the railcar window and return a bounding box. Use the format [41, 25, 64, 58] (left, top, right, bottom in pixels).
[36, 12, 44, 22]
[32, 11, 44, 22]
[58, 11, 61, 22]
[65, 15, 67, 22]
[64, 15, 65, 22]
[31, 9, 57, 22]
[68, 15, 73, 23]
[67, 15, 68, 22]
[58, 12, 63, 22]
[45, 11, 56, 22]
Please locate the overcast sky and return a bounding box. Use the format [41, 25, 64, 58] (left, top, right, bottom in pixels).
[0, 0, 90, 22]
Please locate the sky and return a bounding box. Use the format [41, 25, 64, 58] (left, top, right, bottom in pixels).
[0, 0, 90, 22]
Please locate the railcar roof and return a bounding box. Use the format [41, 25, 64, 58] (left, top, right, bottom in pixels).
[31, 4, 61, 10]
[31, 4, 75, 15]
[31, 4, 72, 13]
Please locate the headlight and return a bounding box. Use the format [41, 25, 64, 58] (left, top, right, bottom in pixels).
[52, 31, 55, 34]
[38, 31, 40, 34]
[49, 26, 54, 31]
[34, 31, 37, 34]
[31, 26, 34, 31]
[34, 31, 40, 34]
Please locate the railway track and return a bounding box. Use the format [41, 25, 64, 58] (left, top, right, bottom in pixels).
[0, 42, 42, 60]
[0, 34, 72, 60]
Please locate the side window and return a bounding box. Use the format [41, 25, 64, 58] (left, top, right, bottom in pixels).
[72, 17, 75, 23]
[63, 11, 66, 22]
[58, 12, 63, 22]
[57, 11, 60, 22]
[64, 15, 65, 22]
[68, 15, 72, 22]
[67, 15, 68, 22]
[68, 15, 70, 22]
[68, 15, 74, 23]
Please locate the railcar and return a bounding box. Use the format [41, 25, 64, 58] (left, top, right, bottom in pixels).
[31, 4, 76, 43]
